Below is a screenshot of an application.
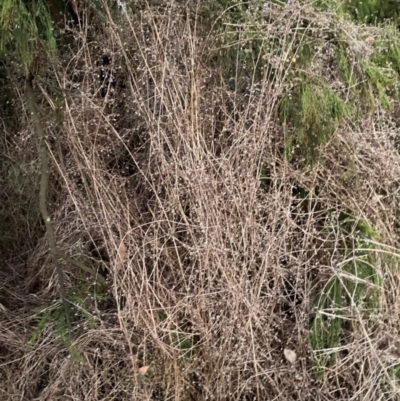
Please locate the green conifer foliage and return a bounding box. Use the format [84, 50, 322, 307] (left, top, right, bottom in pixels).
[0, 0, 56, 73]
[338, 0, 399, 25]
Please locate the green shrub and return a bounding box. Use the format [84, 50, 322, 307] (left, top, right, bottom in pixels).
[310, 214, 381, 372]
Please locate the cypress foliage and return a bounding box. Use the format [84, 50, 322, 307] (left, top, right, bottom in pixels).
[345, 0, 400, 25]
[0, 0, 56, 73]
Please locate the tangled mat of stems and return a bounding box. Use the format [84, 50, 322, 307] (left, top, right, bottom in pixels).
[1, 1, 400, 400]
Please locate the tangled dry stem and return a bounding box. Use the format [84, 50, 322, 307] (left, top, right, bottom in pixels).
[1, 1, 400, 400]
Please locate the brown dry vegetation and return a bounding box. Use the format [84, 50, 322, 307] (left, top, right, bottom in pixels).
[2, 1, 400, 400]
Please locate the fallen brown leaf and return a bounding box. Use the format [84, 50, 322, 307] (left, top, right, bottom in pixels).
[138, 365, 150, 375]
[117, 241, 127, 261]
[283, 348, 297, 364]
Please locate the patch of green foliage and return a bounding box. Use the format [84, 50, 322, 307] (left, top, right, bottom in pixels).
[310, 276, 344, 369]
[0, 0, 56, 73]
[310, 213, 381, 373]
[205, 0, 400, 166]
[280, 15, 400, 164]
[158, 311, 195, 365]
[202, 0, 280, 91]
[344, 0, 400, 25]
[29, 284, 102, 361]
[364, 62, 395, 110]
[335, 30, 400, 114]
[171, 330, 194, 364]
[372, 36, 400, 73]
[279, 78, 348, 164]
[382, 362, 400, 400]
[309, 0, 400, 25]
